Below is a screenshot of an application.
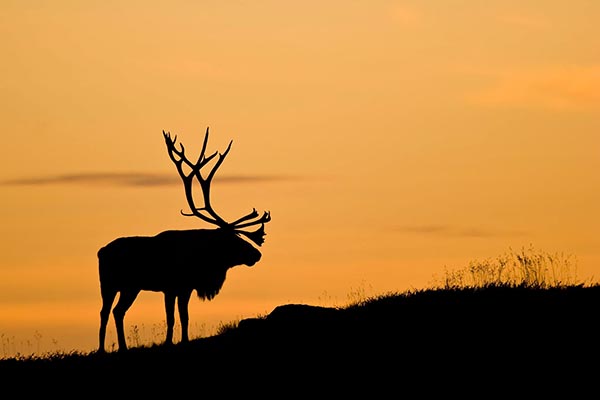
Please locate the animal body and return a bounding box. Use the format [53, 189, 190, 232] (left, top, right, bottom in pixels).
[98, 128, 270, 352]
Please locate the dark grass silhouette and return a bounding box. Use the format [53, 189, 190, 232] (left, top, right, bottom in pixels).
[2, 284, 598, 395]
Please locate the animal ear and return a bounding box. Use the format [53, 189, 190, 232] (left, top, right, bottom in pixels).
[239, 224, 267, 247]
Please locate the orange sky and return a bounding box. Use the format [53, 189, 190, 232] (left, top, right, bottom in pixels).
[1, 1, 599, 357]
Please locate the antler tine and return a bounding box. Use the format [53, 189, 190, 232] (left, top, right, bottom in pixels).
[204, 140, 232, 183]
[230, 208, 259, 226]
[196, 127, 211, 165]
[232, 210, 271, 230]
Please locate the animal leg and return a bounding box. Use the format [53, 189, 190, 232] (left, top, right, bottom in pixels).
[99, 289, 117, 353]
[164, 292, 176, 345]
[177, 290, 193, 343]
[112, 290, 139, 352]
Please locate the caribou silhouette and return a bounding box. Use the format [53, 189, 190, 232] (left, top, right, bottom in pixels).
[97, 128, 271, 352]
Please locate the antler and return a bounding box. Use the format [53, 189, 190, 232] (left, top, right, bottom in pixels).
[163, 127, 271, 244]
[163, 127, 231, 227]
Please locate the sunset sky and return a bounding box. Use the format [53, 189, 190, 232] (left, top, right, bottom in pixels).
[1, 1, 599, 357]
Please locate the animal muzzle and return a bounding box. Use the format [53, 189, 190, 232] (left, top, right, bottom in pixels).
[245, 249, 262, 266]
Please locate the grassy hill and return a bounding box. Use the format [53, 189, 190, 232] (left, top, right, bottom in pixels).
[1, 247, 596, 395]
[1, 284, 598, 395]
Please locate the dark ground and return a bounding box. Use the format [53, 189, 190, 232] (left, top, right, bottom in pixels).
[1, 285, 598, 396]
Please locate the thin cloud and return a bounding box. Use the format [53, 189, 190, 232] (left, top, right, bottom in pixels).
[1, 172, 292, 187]
[468, 65, 600, 110]
[394, 224, 526, 239]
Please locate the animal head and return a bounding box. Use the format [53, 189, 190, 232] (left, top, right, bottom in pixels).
[208, 228, 263, 267]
